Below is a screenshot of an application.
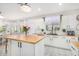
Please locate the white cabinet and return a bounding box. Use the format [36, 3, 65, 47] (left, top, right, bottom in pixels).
[70, 44, 79, 56]
[45, 35, 69, 49]
[21, 39, 44, 56]
[21, 42, 35, 56]
[45, 46, 72, 56]
[44, 35, 72, 56]
[44, 36, 51, 45]
[7, 39, 44, 56]
[7, 40, 12, 56]
[66, 37, 78, 42]
[61, 15, 77, 31]
[11, 40, 20, 56]
[34, 39, 44, 56]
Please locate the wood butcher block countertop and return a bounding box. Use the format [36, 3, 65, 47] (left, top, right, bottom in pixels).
[64, 35, 78, 38]
[4, 34, 45, 44]
[71, 42, 79, 48]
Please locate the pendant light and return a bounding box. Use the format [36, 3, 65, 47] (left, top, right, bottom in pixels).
[19, 3, 31, 12]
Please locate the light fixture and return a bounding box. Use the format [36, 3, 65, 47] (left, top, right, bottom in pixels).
[38, 8, 41, 11]
[0, 12, 4, 19]
[19, 3, 31, 12]
[58, 3, 62, 6]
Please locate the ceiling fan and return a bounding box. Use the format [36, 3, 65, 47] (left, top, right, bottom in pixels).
[18, 3, 31, 12]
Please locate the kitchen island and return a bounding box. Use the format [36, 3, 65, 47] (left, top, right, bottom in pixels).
[3, 34, 78, 56]
[3, 34, 45, 56]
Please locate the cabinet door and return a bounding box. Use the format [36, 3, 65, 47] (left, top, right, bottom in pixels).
[21, 42, 34, 56]
[35, 39, 44, 56]
[44, 36, 51, 45]
[7, 40, 11, 56]
[70, 45, 78, 56]
[45, 45, 72, 56]
[11, 40, 20, 56]
[45, 36, 69, 49]
[66, 37, 78, 42]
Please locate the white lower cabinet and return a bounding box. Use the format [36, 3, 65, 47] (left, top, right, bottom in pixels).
[11, 40, 21, 56]
[7, 40, 20, 56]
[66, 37, 78, 42]
[44, 35, 72, 56]
[7, 39, 44, 56]
[6, 35, 76, 56]
[45, 35, 70, 49]
[22, 39, 44, 56]
[21, 42, 35, 56]
[34, 39, 44, 56]
[45, 46, 72, 56]
[70, 45, 79, 56]
[7, 40, 11, 56]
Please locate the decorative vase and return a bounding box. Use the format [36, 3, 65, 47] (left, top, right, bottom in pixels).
[24, 32, 27, 35]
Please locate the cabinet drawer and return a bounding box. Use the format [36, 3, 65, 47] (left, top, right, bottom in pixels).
[66, 37, 78, 42]
[45, 36, 70, 49]
[45, 46, 71, 56]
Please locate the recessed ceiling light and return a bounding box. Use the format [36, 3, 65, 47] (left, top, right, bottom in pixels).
[38, 8, 41, 11]
[58, 3, 62, 6]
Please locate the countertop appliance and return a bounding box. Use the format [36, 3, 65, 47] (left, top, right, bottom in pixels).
[67, 31, 75, 36]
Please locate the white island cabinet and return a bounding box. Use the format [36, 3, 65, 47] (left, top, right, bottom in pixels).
[10, 40, 21, 56]
[21, 39, 44, 56]
[7, 40, 21, 56]
[6, 35, 45, 56]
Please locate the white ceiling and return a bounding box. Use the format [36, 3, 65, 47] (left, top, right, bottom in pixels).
[0, 3, 79, 20]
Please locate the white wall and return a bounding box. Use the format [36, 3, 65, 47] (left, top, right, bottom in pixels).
[0, 18, 46, 35]
[59, 14, 78, 35]
[0, 13, 79, 35]
[0, 20, 23, 34]
[24, 18, 46, 34]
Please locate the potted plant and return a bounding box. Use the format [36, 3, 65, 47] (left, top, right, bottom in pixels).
[22, 26, 30, 35]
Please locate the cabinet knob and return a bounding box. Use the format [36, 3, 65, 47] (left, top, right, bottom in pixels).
[18, 42, 20, 47]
